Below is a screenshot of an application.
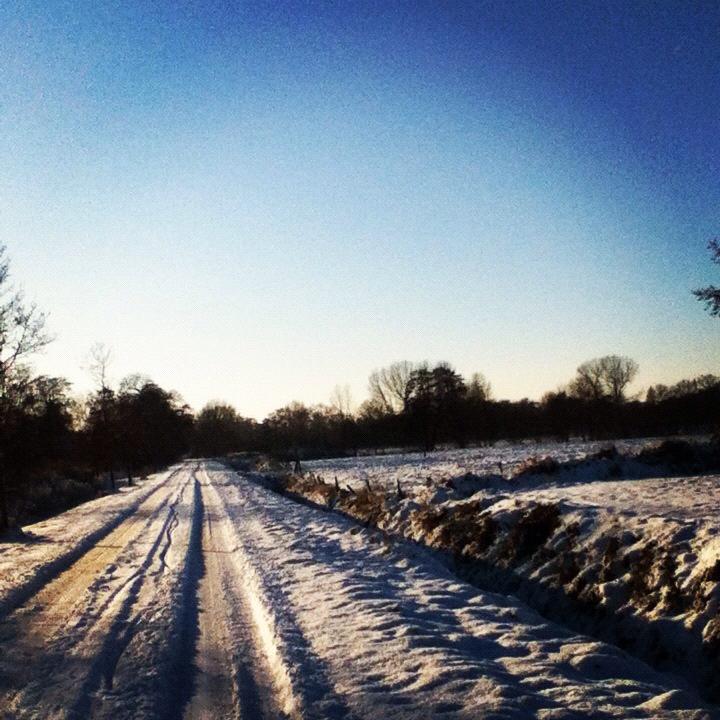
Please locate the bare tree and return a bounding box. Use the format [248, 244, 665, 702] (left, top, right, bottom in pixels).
[85, 343, 117, 490]
[87, 342, 113, 391]
[694, 239, 720, 316]
[368, 361, 417, 413]
[118, 373, 151, 395]
[329, 384, 354, 417]
[466, 372, 492, 402]
[599, 355, 639, 403]
[569, 359, 607, 401]
[0, 245, 51, 393]
[0, 245, 52, 529]
[569, 355, 638, 403]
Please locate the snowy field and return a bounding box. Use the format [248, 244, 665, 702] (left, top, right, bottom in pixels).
[289, 441, 720, 707]
[303, 438, 663, 494]
[0, 460, 715, 718]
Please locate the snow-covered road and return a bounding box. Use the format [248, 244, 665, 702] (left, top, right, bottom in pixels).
[0, 461, 714, 719]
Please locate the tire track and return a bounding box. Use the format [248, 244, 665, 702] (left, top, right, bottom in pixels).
[203, 464, 354, 720]
[0, 467, 194, 719]
[0, 466, 183, 623]
[69, 471, 196, 718]
[183, 470, 284, 720]
[160, 471, 204, 720]
[182, 475, 236, 720]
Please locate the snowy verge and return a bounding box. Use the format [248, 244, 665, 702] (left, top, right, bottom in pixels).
[0, 465, 180, 619]
[302, 437, 715, 496]
[276, 464, 720, 703]
[222, 464, 716, 718]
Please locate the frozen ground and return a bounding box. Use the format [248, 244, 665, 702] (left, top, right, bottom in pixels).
[285, 445, 720, 704]
[303, 439, 664, 494]
[514, 473, 720, 523]
[0, 460, 715, 718]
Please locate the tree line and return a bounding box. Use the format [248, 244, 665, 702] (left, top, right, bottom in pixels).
[1, 240, 718, 528]
[211, 356, 718, 462]
[239, 238, 719, 459]
[0, 245, 195, 529]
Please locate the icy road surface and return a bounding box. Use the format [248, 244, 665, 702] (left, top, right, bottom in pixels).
[0, 461, 713, 719]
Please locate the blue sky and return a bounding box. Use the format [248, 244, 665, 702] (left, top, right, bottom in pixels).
[2, 1, 718, 418]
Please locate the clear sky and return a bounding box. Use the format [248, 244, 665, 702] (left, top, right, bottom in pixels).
[2, 1, 719, 418]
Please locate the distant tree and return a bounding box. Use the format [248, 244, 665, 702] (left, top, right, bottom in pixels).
[84, 386, 119, 488]
[85, 376, 192, 483]
[1, 372, 74, 525]
[84, 344, 118, 490]
[329, 384, 354, 417]
[29, 376, 74, 465]
[541, 389, 586, 441]
[194, 401, 255, 457]
[462, 373, 493, 444]
[569, 355, 638, 403]
[466, 372, 492, 402]
[368, 361, 417, 414]
[118, 373, 151, 395]
[694, 239, 720, 316]
[263, 401, 312, 462]
[357, 397, 387, 420]
[124, 382, 192, 470]
[647, 374, 720, 402]
[600, 355, 639, 403]
[569, 359, 607, 401]
[406, 362, 466, 450]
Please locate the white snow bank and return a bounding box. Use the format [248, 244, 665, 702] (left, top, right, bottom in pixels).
[281, 463, 720, 704]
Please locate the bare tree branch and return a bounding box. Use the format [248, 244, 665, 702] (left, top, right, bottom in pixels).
[0, 245, 52, 393]
[368, 361, 417, 413]
[694, 239, 720, 316]
[87, 343, 113, 391]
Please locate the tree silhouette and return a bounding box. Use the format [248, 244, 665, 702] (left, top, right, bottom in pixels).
[694, 239, 720, 316]
[569, 355, 638, 403]
[0, 246, 53, 529]
[194, 402, 255, 457]
[368, 362, 417, 414]
[405, 363, 466, 451]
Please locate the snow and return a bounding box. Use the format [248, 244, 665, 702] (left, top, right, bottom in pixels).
[0, 460, 715, 718]
[303, 438, 664, 495]
[520, 473, 720, 523]
[0, 463, 198, 718]
[0, 465, 182, 618]
[207, 461, 713, 718]
[287, 442, 720, 705]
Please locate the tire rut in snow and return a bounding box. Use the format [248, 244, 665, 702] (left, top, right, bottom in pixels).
[206, 465, 354, 720]
[0, 468, 193, 718]
[183, 471, 288, 720]
[159, 470, 205, 720]
[68, 471, 196, 719]
[0, 466, 183, 623]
